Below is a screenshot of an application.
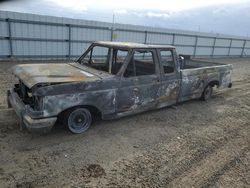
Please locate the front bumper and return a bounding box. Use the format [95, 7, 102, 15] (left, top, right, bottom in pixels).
[7, 89, 57, 133]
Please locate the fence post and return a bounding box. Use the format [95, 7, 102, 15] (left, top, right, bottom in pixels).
[110, 27, 114, 41]
[144, 30, 148, 44]
[6, 18, 13, 58]
[193, 35, 198, 57]
[228, 38, 232, 56]
[67, 24, 71, 59]
[211, 37, 216, 57]
[172, 33, 175, 45]
[241, 40, 246, 57]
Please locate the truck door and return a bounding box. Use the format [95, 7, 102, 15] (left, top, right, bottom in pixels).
[116, 49, 161, 113]
[157, 49, 180, 108]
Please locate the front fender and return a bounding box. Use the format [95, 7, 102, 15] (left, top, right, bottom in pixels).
[42, 89, 117, 117]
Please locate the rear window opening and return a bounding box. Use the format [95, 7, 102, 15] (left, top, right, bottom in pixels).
[124, 50, 156, 77]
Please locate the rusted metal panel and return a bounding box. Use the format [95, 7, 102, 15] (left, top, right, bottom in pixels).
[43, 88, 117, 117]
[12, 63, 107, 88]
[179, 59, 232, 101]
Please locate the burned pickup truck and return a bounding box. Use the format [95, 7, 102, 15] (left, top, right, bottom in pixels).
[7, 41, 232, 134]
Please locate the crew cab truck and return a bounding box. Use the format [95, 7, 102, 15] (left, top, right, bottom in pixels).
[7, 41, 232, 134]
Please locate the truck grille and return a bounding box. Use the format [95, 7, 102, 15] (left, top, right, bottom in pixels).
[15, 80, 35, 107]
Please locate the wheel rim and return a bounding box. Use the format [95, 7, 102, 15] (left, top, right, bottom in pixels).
[68, 109, 91, 133]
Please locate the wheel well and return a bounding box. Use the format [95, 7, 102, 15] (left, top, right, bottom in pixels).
[83, 105, 102, 119]
[208, 80, 219, 88]
[58, 105, 102, 121]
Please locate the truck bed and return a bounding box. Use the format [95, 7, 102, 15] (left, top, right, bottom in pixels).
[178, 57, 232, 102]
[180, 59, 228, 70]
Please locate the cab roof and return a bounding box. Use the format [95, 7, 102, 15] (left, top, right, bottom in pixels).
[93, 41, 175, 49]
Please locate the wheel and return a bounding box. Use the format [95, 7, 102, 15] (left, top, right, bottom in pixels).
[201, 85, 213, 101]
[66, 108, 92, 134]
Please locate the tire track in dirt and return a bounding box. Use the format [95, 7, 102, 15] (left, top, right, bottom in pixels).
[168, 131, 249, 188]
[209, 150, 250, 188]
[203, 150, 249, 188]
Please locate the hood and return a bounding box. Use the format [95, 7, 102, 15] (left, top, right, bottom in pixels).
[13, 63, 101, 88]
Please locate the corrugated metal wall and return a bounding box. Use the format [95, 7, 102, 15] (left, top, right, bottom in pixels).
[0, 10, 250, 60]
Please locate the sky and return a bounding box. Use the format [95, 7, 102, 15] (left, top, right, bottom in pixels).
[0, 0, 250, 37]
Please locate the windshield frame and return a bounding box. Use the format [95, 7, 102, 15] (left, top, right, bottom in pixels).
[76, 44, 131, 76]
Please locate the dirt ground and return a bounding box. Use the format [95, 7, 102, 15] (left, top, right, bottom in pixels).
[0, 58, 249, 188]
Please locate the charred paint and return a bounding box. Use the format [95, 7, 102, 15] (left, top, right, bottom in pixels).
[13, 63, 103, 89]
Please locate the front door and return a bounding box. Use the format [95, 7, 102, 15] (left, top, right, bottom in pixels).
[116, 49, 161, 113]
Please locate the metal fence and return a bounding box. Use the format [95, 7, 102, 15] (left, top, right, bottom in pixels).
[0, 10, 250, 60]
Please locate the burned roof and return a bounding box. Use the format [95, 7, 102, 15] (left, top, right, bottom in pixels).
[93, 41, 175, 49]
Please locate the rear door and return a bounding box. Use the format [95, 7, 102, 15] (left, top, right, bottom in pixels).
[116, 49, 161, 113]
[157, 49, 180, 108]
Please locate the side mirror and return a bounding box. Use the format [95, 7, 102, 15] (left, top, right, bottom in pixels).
[179, 56, 184, 62]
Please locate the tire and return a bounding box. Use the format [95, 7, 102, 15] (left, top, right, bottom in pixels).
[201, 85, 213, 101]
[66, 108, 92, 134]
